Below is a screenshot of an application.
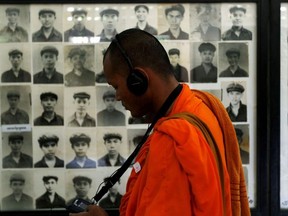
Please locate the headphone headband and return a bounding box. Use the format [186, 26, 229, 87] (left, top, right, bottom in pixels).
[113, 34, 134, 72]
[112, 33, 148, 96]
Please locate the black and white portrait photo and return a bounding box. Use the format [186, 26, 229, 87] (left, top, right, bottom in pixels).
[221, 4, 256, 41]
[31, 5, 63, 42]
[0, 44, 31, 83]
[1, 86, 31, 125]
[32, 44, 64, 84]
[221, 81, 248, 122]
[218, 42, 249, 77]
[33, 129, 65, 168]
[1, 170, 34, 210]
[94, 5, 124, 42]
[34, 171, 66, 209]
[162, 41, 190, 82]
[96, 127, 128, 167]
[0, 5, 30, 43]
[2, 131, 33, 169]
[65, 129, 97, 169]
[190, 42, 218, 83]
[158, 3, 190, 40]
[64, 45, 96, 87]
[190, 3, 221, 41]
[96, 86, 126, 127]
[234, 124, 250, 164]
[65, 87, 96, 127]
[63, 5, 95, 43]
[33, 86, 64, 126]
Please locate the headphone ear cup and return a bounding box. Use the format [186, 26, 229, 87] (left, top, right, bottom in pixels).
[127, 69, 148, 96]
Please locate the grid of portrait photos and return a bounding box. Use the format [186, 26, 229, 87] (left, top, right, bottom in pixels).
[0, 3, 257, 211]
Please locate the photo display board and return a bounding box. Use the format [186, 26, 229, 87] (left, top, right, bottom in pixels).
[0, 3, 257, 212]
[280, 2, 288, 209]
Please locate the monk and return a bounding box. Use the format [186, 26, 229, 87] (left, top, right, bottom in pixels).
[70, 29, 249, 216]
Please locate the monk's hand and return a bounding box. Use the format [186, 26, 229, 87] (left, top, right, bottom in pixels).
[69, 205, 108, 216]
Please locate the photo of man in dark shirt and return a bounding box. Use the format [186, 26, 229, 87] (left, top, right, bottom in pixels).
[34, 134, 64, 168]
[66, 176, 92, 206]
[191, 42, 218, 83]
[1, 49, 31, 83]
[34, 92, 64, 126]
[168, 48, 189, 82]
[222, 5, 252, 41]
[98, 177, 123, 209]
[225, 82, 247, 122]
[65, 46, 95, 86]
[2, 133, 33, 168]
[0, 7, 28, 42]
[33, 46, 63, 84]
[36, 175, 66, 209]
[219, 47, 248, 77]
[1, 89, 29, 125]
[2, 173, 33, 210]
[64, 9, 94, 42]
[134, 5, 158, 35]
[66, 133, 96, 169]
[160, 4, 189, 40]
[32, 8, 62, 42]
[97, 133, 126, 167]
[97, 8, 119, 42]
[97, 89, 125, 126]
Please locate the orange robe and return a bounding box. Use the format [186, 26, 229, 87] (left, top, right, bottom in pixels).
[120, 84, 232, 216]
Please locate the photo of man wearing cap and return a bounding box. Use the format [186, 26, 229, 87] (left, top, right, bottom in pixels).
[1, 49, 31, 83]
[97, 8, 119, 42]
[66, 175, 92, 206]
[0, 7, 29, 42]
[98, 177, 123, 209]
[225, 81, 247, 122]
[65, 46, 95, 86]
[133, 4, 158, 35]
[34, 134, 64, 168]
[66, 133, 96, 169]
[97, 132, 126, 167]
[68, 91, 96, 127]
[36, 175, 66, 209]
[222, 5, 253, 40]
[34, 91, 64, 126]
[32, 8, 62, 42]
[191, 4, 221, 41]
[64, 8, 94, 42]
[1, 89, 29, 125]
[2, 132, 33, 168]
[33, 46, 63, 84]
[190, 42, 218, 83]
[97, 89, 125, 126]
[2, 173, 33, 210]
[219, 47, 248, 77]
[159, 4, 189, 40]
[168, 48, 189, 82]
[234, 126, 249, 164]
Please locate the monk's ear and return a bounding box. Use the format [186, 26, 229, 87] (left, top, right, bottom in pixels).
[126, 67, 149, 96]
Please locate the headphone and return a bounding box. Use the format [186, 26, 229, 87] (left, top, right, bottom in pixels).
[113, 34, 149, 96]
